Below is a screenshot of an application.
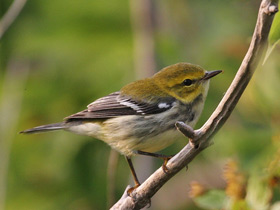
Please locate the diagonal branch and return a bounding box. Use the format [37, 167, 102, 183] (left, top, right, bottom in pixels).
[111, 0, 279, 209]
[0, 0, 27, 40]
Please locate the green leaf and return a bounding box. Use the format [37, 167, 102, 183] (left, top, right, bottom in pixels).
[269, 3, 280, 45]
[193, 190, 227, 210]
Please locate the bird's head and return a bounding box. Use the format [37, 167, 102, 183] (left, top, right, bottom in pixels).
[153, 63, 222, 103]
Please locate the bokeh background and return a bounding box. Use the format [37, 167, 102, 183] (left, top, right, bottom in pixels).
[1, 0, 280, 209]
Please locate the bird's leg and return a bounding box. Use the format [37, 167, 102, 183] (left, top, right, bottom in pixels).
[136, 150, 174, 173]
[125, 156, 141, 195]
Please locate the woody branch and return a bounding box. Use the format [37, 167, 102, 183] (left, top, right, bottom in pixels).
[111, 0, 279, 209]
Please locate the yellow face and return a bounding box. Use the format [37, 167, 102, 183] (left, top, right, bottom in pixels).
[153, 63, 210, 103]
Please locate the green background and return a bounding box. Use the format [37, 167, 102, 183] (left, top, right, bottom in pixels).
[1, 0, 279, 209]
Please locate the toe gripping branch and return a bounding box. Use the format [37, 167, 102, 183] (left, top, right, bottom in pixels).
[136, 150, 173, 173]
[125, 151, 173, 196]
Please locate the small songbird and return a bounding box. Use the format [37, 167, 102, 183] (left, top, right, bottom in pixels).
[20, 63, 222, 192]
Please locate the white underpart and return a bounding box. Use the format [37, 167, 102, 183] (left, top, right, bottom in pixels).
[67, 123, 103, 138]
[102, 115, 182, 156]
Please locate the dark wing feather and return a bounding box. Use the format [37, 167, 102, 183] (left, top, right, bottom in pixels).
[65, 91, 176, 121]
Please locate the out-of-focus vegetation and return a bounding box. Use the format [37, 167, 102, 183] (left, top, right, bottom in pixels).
[0, 0, 279, 209]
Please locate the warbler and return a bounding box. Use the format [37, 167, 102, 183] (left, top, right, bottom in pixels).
[21, 62, 222, 192]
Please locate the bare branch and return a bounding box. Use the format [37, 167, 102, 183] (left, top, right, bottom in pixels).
[175, 121, 196, 139]
[111, 0, 279, 209]
[0, 0, 27, 39]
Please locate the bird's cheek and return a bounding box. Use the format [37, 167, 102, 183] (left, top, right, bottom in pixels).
[202, 81, 210, 93]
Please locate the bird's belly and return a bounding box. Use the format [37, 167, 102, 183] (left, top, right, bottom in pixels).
[103, 127, 181, 156]
[67, 117, 185, 156]
[100, 113, 190, 156]
[132, 129, 181, 153]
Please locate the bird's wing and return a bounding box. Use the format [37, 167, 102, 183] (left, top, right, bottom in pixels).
[64, 91, 176, 121]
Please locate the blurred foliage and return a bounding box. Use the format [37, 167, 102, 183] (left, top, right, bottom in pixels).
[190, 159, 280, 210]
[1, 0, 280, 209]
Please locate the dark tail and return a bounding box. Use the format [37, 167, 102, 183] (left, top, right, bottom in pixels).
[20, 122, 65, 134]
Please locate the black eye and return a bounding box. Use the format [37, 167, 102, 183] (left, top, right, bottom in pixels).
[183, 79, 192, 86]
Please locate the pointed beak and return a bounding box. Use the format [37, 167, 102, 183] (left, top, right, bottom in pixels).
[202, 70, 223, 80]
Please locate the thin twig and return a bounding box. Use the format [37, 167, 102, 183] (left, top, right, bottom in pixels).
[110, 0, 279, 209]
[0, 0, 27, 39]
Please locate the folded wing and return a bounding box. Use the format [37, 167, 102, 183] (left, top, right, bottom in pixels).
[65, 91, 176, 121]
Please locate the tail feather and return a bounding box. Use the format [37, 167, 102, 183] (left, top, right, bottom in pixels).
[20, 122, 65, 134]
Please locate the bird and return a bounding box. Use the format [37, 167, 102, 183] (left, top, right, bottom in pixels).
[20, 62, 222, 193]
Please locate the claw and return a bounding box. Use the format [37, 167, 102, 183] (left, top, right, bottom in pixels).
[135, 150, 174, 173]
[127, 183, 140, 196]
[162, 157, 172, 173]
[127, 184, 152, 208]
